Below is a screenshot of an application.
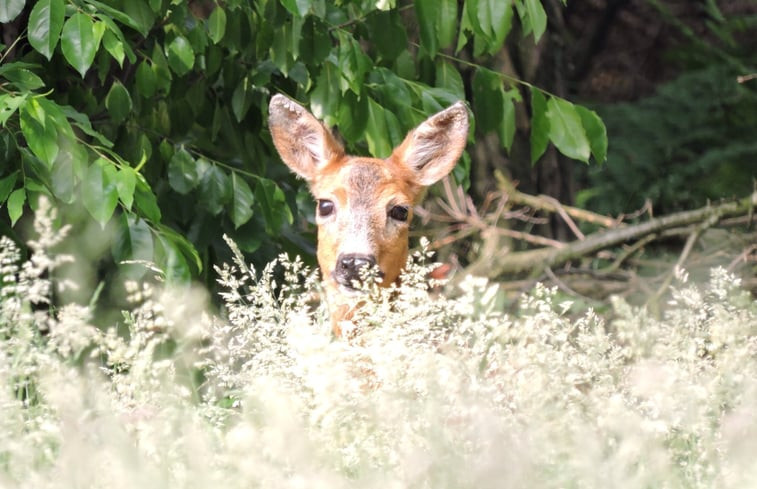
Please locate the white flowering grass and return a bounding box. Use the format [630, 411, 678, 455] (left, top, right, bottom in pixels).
[1, 201, 756, 488]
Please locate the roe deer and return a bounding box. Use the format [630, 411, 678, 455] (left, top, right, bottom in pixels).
[269, 94, 468, 335]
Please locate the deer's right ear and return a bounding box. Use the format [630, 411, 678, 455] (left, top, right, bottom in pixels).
[269, 94, 344, 182]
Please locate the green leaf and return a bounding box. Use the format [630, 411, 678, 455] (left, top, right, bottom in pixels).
[21, 95, 46, 126]
[486, 0, 513, 55]
[39, 97, 74, 138]
[530, 88, 549, 164]
[20, 99, 58, 168]
[575, 106, 608, 164]
[0, 93, 27, 126]
[123, 0, 155, 37]
[269, 16, 304, 76]
[50, 138, 86, 203]
[0, 0, 24, 23]
[546, 97, 591, 163]
[28, 0, 65, 60]
[0, 172, 18, 204]
[150, 44, 173, 94]
[255, 178, 291, 234]
[383, 106, 403, 148]
[134, 133, 153, 166]
[230, 173, 254, 229]
[522, 0, 547, 42]
[94, 13, 137, 64]
[368, 68, 414, 128]
[87, 0, 143, 35]
[463, 0, 482, 38]
[185, 19, 209, 55]
[310, 61, 341, 127]
[436, 0, 458, 49]
[208, 6, 227, 44]
[489, 0, 514, 54]
[117, 166, 137, 210]
[7, 187, 25, 226]
[105, 81, 132, 123]
[157, 224, 202, 273]
[472, 67, 504, 133]
[154, 233, 190, 281]
[456, 0, 473, 53]
[280, 0, 311, 17]
[168, 147, 199, 195]
[199, 165, 231, 215]
[365, 98, 393, 158]
[451, 150, 470, 188]
[82, 159, 119, 226]
[113, 213, 153, 263]
[414, 0, 438, 56]
[20, 98, 75, 177]
[435, 60, 465, 100]
[337, 32, 371, 95]
[470, 0, 513, 55]
[102, 28, 125, 66]
[299, 16, 331, 66]
[499, 90, 517, 152]
[365, 11, 406, 61]
[337, 91, 369, 144]
[231, 76, 251, 122]
[61, 13, 102, 78]
[135, 61, 156, 98]
[134, 177, 161, 222]
[24, 179, 51, 205]
[2, 66, 45, 91]
[166, 35, 195, 76]
[63, 105, 114, 148]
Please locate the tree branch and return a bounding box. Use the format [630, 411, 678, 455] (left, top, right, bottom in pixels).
[465, 191, 757, 279]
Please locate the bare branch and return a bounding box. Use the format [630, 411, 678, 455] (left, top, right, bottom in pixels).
[465, 191, 757, 279]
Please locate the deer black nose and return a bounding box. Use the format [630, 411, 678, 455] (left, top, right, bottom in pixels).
[335, 253, 380, 288]
[338, 253, 376, 273]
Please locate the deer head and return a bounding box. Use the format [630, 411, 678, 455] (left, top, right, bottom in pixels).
[269, 94, 468, 333]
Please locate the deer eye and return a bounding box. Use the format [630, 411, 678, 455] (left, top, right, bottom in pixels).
[388, 205, 409, 222]
[317, 199, 335, 217]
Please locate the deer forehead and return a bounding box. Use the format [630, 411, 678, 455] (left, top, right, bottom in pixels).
[312, 159, 417, 209]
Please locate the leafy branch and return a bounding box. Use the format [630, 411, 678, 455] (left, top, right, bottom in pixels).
[0, 0, 607, 286]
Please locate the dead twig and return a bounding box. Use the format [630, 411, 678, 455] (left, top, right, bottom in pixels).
[728, 244, 757, 272]
[495, 171, 618, 228]
[544, 267, 583, 298]
[492, 228, 565, 248]
[648, 211, 720, 308]
[603, 234, 657, 273]
[540, 194, 586, 240]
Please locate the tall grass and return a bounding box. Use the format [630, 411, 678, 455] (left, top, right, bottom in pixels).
[1, 200, 756, 488]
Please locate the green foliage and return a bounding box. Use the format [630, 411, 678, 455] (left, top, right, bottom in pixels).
[580, 8, 757, 215]
[0, 0, 606, 285]
[581, 65, 757, 215]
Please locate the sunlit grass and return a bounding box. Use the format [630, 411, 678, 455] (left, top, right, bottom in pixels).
[1, 200, 756, 488]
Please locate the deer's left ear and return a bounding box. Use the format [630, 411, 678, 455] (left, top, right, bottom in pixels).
[391, 101, 469, 186]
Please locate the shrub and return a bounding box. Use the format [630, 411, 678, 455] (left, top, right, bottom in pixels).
[1, 202, 756, 488]
[581, 64, 757, 215]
